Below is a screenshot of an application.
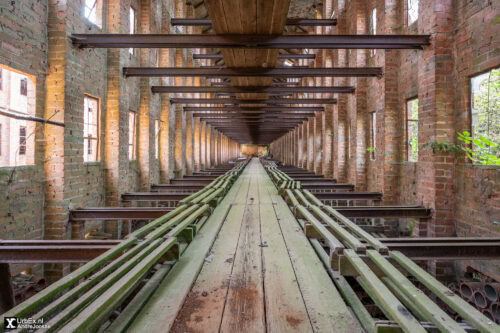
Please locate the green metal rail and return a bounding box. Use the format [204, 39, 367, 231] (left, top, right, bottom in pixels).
[0, 160, 248, 333]
[264, 161, 499, 333]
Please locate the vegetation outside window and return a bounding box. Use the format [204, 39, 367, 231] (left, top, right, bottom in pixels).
[470, 68, 500, 164]
[407, 98, 419, 162]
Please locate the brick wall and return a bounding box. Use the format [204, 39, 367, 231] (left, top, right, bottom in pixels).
[0, 0, 203, 282]
[269, 0, 499, 278]
[0, 0, 48, 276]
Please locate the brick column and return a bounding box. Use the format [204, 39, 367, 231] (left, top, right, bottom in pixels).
[416, 0, 456, 238]
[333, 0, 349, 183]
[200, 121, 206, 169]
[174, 50, 186, 178]
[193, 117, 201, 172]
[307, 117, 315, 171]
[102, 0, 133, 241]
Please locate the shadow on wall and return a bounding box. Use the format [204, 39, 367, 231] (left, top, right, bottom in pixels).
[241, 144, 269, 158]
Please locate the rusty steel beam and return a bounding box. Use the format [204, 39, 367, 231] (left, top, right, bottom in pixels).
[302, 184, 355, 191]
[211, 81, 302, 87]
[123, 67, 383, 78]
[193, 53, 316, 60]
[193, 113, 315, 118]
[184, 106, 324, 112]
[335, 206, 432, 218]
[294, 177, 337, 182]
[71, 34, 429, 49]
[69, 207, 174, 221]
[152, 86, 355, 94]
[379, 238, 500, 260]
[149, 185, 205, 193]
[169, 179, 212, 185]
[313, 192, 383, 200]
[172, 18, 338, 27]
[0, 244, 116, 263]
[0, 240, 121, 246]
[170, 98, 337, 105]
[122, 191, 195, 200]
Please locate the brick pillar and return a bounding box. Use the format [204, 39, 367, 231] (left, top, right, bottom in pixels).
[159, 10, 174, 183]
[138, 4, 155, 191]
[44, 0, 71, 282]
[206, 125, 212, 168]
[375, 0, 403, 204]
[315, 112, 325, 175]
[193, 117, 201, 172]
[297, 125, 303, 168]
[416, 0, 456, 239]
[333, 0, 348, 183]
[307, 117, 315, 171]
[302, 123, 307, 168]
[210, 128, 216, 167]
[174, 50, 186, 178]
[216, 131, 221, 165]
[200, 121, 206, 169]
[314, 48, 324, 175]
[184, 59, 194, 175]
[102, 0, 134, 241]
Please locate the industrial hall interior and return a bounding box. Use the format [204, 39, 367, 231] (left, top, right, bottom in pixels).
[0, 0, 499, 332]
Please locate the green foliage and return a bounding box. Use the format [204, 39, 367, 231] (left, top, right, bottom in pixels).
[365, 147, 376, 152]
[423, 131, 500, 166]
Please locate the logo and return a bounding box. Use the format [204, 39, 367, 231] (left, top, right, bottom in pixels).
[4, 317, 18, 330]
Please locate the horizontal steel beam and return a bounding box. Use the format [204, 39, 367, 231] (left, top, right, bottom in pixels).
[169, 179, 212, 185]
[70, 207, 173, 220]
[334, 206, 432, 218]
[122, 192, 193, 200]
[0, 244, 117, 263]
[211, 82, 302, 87]
[380, 238, 500, 260]
[313, 192, 383, 200]
[171, 18, 338, 27]
[302, 183, 355, 191]
[149, 185, 204, 192]
[123, 67, 383, 78]
[71, 34, 430, 49]
[193, 54, 316, 60]
[185, 106, 324, 112]
[170, 98, 337, 105]
[193, 113, 316, 118]
[152, 86, 355, 94]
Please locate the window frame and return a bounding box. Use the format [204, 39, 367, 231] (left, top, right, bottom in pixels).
[407, 0, 419, 26]
[469, 67, 500, 165]
[369, 111, 376, 161]
[19, 126, 26, 155]
[129, 6, 137, 55]
[155, 119, 160, 159]
[83, 94, 100, 162]
[0, 65, 36, 167]
[20, 78, 27, 96]
[128, 110, 137, 160]
[84, 0, 102, 28]
[406, 97, 419, 162]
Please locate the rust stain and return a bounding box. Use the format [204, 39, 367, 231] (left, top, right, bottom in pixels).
[286, 314, 303, 328]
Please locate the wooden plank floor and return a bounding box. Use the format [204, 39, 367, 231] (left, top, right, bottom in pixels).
[171, 159, 361, 332]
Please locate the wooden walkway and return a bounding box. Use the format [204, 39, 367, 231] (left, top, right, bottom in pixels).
[170, 158, 361, 332]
